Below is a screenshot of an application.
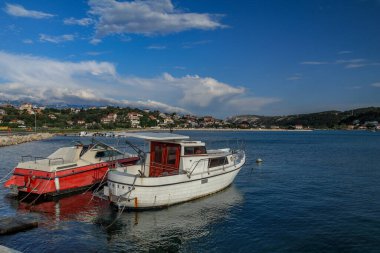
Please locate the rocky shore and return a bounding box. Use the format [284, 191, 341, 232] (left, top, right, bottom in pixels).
[0, 133, 54, 147]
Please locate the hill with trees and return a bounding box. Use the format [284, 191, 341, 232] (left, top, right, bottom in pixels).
[227, 107, 380, 129]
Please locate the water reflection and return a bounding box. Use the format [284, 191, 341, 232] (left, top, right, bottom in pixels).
[9, 192, 108, 225]
[100, 185, 243, 252]
[7, 184, 243, 252]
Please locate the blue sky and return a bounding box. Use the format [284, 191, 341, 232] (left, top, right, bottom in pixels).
[0, 0, 379, 117]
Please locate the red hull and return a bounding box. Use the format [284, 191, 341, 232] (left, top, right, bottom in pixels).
[4, 157, 139, 197]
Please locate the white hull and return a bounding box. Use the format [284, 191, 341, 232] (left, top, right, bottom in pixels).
[106, 157, 245, 209]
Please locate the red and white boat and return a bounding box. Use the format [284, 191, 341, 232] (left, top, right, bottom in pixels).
[4, 139, 139, 200]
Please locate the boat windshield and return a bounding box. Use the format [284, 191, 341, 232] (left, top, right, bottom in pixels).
[95, 149, 123, 158]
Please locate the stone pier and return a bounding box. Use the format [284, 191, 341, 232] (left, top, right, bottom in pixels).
[0, 133, 54, 147]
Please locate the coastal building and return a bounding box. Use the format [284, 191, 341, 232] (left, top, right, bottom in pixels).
[163, 117, 174, 125]
[0, 103, 14, 108]
[9, 119, 25, 125]
[77, 119, 86, 125]
[48, 114, 57, 120]
[127, 112, 143, 128]
[295, 124, 303, 130]
[365, 121, 378, 127]
[71, 108, 80, 114]
[159, 112, 167, 118]
[19, 103, 34, 114]
[0, 109, 6, 115]
[101, 113, 118, 124]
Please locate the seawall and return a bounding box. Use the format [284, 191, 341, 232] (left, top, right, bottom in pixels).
[0, 133, 54, 147]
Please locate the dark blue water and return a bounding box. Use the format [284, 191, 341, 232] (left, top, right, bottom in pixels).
[0, 130, 379, 252]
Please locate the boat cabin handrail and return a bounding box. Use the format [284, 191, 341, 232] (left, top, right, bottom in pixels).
[186, 149, 245, 178]
[187, 155, 228, 178]
[21, 155, 65, 165]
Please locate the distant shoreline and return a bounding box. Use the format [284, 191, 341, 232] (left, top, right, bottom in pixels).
[60, 128, 314, 136]
[148, 128, 314, 132]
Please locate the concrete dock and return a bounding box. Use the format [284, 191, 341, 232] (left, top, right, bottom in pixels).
[0, 217, 38, 235]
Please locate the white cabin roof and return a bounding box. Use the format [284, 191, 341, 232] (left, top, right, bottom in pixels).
[118, 132, 190, 141]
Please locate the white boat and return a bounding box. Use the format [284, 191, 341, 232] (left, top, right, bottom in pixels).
[102, 132, 246, 210]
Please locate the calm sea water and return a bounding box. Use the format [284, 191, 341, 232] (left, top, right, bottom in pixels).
[0, 130, 379, 253]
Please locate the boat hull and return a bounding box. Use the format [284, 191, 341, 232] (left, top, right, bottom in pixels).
[106, 159, 245, 209]
[4, 157, 139, 200]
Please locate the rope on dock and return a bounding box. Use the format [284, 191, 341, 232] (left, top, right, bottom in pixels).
[0, 167, 15, 183]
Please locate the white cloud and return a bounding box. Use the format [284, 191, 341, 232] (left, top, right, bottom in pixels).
[4, 3, 54, 19]
[287, 73, 302, 81]
[335, 59, 365, 64]
[22, 39, 33, 44]
[0, 51, 278, 117]
[226, 97, 281, 114]
[301, 61, 328, 65]
[182, 40, 212, 49]
[347, 86, 362, 90]
[88, 0, 226, 41]
[147, 45, 166, 50]
[345, 63, 366, 69]
[64, 17, 93, 26]
[301, 58, 380, 69]
[39, 34, 75, 43]
[86, 51, 108, 56]
[336, 59, 373, 69]
[371, 82, 380, 87]
[338, 51, 352, 54]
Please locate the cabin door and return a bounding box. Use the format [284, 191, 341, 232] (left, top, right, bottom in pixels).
[150, 142, 181, 177]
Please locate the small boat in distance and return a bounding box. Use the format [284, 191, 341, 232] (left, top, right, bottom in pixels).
[4, 139, 139, 200]
[102, 132, 246, 210]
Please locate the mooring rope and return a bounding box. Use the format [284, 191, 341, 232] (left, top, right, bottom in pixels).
[0, 167, 15, 183]
[106, 203, 127, 229]
[19, 181, 42, 202]
[28, 176, 52, 206]
[88, 168, 110, 203]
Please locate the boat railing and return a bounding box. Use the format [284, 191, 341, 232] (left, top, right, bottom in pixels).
[232, 149, 245, 165]
[150, 162, 180, 176]
[187, 155, 226, 178]
[187, 149, 245, 178]
[21, 155, 65, 165]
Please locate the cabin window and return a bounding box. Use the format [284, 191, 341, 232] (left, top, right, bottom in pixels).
[184, 146, 206, 155]
[208, 157, 228, 168]
[95, 151, 105, 158]
[154, 145, 163, 163]
[167, 146, 177, 165]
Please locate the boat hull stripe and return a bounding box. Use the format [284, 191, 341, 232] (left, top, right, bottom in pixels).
[108, 165, 243, 188]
